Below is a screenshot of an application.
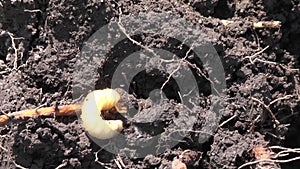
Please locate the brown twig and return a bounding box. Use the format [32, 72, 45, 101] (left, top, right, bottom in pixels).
[0, 104, 81, 126]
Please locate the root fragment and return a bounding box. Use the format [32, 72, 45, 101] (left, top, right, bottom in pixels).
[0, 104, 81, 126]
[13, 162, 28, 169]
[250, 95, 293, 127]
[55, 160, 68, 169]
[251, 97, 280, 126]
[252, 21, 281, 29]
[239, 146, 300, 169]
[221, 20, 281, 28]
[0, 145, 8, 152]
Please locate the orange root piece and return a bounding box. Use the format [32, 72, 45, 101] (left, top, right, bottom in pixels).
[0, 115, 10, 126]
[0, 104, 82, 126]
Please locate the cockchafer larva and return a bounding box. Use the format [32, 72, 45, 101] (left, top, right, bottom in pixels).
[81, 88, 127, 139]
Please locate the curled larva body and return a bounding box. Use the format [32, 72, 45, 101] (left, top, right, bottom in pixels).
[81, 89, 127, 139]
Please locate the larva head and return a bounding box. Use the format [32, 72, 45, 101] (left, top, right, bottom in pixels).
[92, 88, 127, 114]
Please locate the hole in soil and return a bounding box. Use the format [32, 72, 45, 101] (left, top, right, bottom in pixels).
[191, 1, 217, 17]
[262, 0, 300, 56]
[129, 69, 181, 103]
[213, 0, 235, 19]
[0, 34, 9, 63]
[190, 0, 234, 18]
[96, 33, 212, 99]
[281, 32, 300, 56]
[281, 111, 300, 168]
[284, 114, 300, 148]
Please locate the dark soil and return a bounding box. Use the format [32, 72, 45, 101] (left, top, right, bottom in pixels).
[1, 0, 300, 169]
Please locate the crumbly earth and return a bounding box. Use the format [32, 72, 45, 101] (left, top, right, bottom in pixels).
[0, 0, 300, 169]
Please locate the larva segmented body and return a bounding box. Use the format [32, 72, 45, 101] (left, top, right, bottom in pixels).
[81, 89, 127, 139]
